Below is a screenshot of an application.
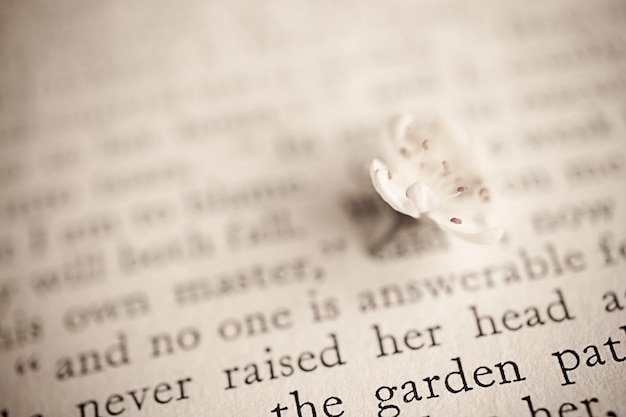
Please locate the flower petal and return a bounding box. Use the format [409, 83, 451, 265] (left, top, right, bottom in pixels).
[406, 181, 441, 213]
[382, 114, 416, 168]
[405, 116, 476, 178]
[388, 114, 415, 144]
[428, 211, 504, 244]
[370, 159, 420, 218]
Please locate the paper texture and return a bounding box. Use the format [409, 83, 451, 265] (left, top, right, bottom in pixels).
[1, 0, 625, 416]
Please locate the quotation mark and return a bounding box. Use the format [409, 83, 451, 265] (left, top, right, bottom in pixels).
[15, 355, 39, 375]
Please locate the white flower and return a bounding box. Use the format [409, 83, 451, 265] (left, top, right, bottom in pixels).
[370, 114, 504, 244]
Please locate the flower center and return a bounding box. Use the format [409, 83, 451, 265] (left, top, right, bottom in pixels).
[405, 181, 442, 213]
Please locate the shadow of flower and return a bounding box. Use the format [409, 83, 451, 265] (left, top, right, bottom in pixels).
[341, 192, 449, 260]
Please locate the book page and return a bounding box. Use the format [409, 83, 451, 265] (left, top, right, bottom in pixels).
[1, 0, 625, 416]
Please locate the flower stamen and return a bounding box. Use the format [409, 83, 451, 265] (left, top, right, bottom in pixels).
[444, 192, 462, 200]
[450, 217, 462, 224]
[412, 139, 430, 169]
[479, 187, 490, 202]
[429, 160, 450, 184]
[430, 161, 453, 190]
[444, 186, 468, 200]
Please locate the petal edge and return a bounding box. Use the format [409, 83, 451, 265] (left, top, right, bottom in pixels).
[370, 159, 419, 218]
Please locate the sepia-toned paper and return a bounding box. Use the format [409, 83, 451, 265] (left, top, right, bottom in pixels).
[1, 0, 625, 416]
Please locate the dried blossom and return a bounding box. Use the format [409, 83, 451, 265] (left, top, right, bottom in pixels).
[370, 114, 503, 244]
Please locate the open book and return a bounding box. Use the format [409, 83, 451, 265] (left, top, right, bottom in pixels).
[1, 0, 625, 415]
